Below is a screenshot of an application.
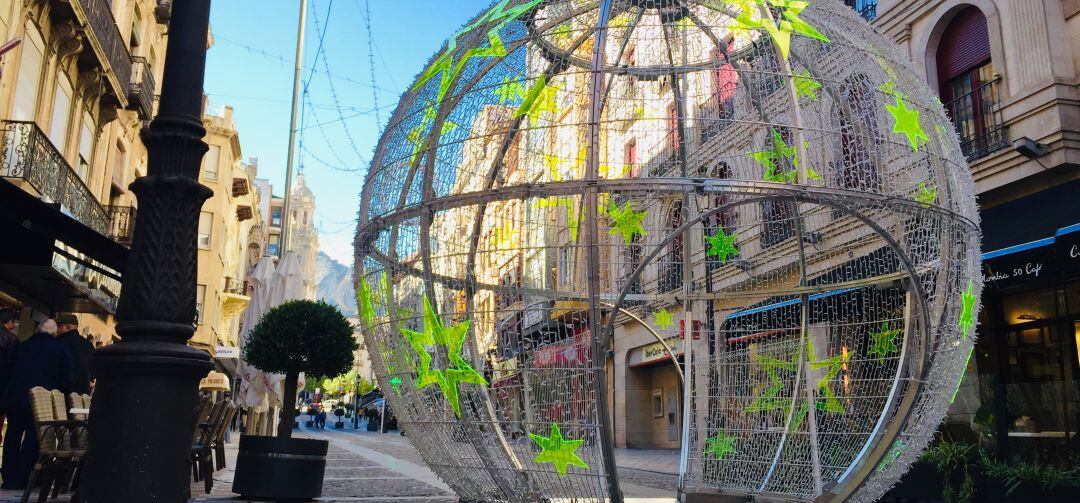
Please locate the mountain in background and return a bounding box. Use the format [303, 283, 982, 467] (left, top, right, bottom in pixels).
[316, 251, 357, 317]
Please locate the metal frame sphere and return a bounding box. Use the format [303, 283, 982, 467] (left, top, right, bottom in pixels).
[354, 1, 982, 501]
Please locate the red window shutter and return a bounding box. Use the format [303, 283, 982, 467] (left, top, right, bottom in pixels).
[668, 105, 679, 150]
[710, 42, 738, 103]
[937, 7, 991, 82]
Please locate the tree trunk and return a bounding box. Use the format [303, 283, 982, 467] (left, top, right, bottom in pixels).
[278, 371, 299, 439]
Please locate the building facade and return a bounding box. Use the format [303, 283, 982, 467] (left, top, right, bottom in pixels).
[0, 0, 167, 345]
[872, 0, 1080, 463]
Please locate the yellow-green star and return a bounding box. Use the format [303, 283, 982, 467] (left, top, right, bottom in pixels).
[793, 69, 821, 101]
[357, 276, 377, 330]
[868, 321, 901, 362]
[951, 347, 974, 404]
[886, 95, 928, 151]
[603, 199, 648, 245]
[959, 280, 976, 340]
[705, 228, 739, 263]
[406, 102, 458, 166]
[731, 0, 829, 60]
[400, 296, 487, 417]
[745, 339, 848, 431]
[915, 182, 937, 208]
[751, 129, 818, 183]
[654, 308, 674, 331]
[529, 422, 589, 476]
[413, 0, 543, 106]
[514, 74, 561, 122]
[495, 76, 525, 104]
[705, 432, 737, 460]
[877, 439, 904, 473]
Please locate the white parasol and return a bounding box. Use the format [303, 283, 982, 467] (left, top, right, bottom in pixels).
[236, 255, 276, 408]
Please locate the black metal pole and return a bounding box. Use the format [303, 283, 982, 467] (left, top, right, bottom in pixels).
[80, 1, 214, 501]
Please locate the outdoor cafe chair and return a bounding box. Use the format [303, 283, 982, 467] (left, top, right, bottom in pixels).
[22, 387, 88, 503]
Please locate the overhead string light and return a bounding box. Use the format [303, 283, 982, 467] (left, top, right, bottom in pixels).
[309, 0, 367, 168]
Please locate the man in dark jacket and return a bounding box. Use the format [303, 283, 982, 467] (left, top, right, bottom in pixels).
[0, 319, 74, 490]
[0, 308, 19, 448]
[56, 314, 93, 394]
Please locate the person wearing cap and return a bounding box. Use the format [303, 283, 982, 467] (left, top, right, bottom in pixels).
[56, 314, 93, 395]
[0, 319, 73, 489]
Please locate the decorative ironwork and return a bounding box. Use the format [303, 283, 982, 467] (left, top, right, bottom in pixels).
[76, 0, 132, 102]
[354, 2, 981, 502]
[106, 205, 137, 247]
[223, 277, 249, 296]
[943, 76, 1008, 161]
[845, 1, 877, 21]
[1, 120, 109, 235]
[129, 56, 157, 119]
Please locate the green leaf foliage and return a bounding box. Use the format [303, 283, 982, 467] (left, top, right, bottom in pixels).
[243, 300, 358, 378]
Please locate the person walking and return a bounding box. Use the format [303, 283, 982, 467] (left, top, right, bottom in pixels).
[0, 319, 74, 489]
[0, 308, 19, 447]
[55, 314, 93, 395]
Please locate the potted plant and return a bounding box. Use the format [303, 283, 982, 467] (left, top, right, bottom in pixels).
[232, 300, 357, 501]
[333, 407, 345, 429]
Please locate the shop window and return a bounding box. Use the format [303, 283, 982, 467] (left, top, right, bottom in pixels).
[937, 7, 1007, 160]
[203, 144, 220, 181]
[198, 211, 213, 249]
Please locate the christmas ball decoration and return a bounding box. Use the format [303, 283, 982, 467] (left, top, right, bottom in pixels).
[354, 1, 981, 501]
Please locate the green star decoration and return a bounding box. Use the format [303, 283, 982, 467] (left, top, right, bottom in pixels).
[793, 69, 821, 101]
[603, 199, 648, 245]
[745, 339, 848, 431]
[705, 228, 739, 263]
[654, 308, 674, 331]
[705, 433, 737, 460]
[495, 76, 525, 104]
[868, 321, 901, 362]
[915, 182, 937, 208]
[413, 0, 543, 106]
[731, 0, 829, 60]
[751, 129, 820, 184]
[357, 276, 377, 330]
[529, 422, 589, 476]
[406, 102, 458, 166]
[877, 439, 904, 473]
[388, 377, 403, 393]
[951, 347, 974, 404]
[514, 74, 561, 122]
[886, 95, 928, 151]
[959, 280, 976, 340]
[400, 296, 488, 417]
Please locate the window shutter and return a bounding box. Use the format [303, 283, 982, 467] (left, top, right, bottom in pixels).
[937, 7, 991, 82]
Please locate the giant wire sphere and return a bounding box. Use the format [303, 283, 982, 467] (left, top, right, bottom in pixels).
[354, 0, 981, 501]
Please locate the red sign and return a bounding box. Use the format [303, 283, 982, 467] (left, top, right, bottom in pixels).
[680, 319, 702, 340]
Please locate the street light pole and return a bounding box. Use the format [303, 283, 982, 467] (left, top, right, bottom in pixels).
[80, 1, 215, 501]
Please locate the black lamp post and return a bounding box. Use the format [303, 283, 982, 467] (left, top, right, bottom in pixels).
[80, 1, 215, 501]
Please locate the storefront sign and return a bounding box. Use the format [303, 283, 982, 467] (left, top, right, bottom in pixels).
[628, 337, 684, 367]
[982, 241, 1055, 290]
[215, 346, 240, 359]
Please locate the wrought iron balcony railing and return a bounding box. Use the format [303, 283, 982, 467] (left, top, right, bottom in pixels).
[105, 205, 136, 247]
[1, 120, 109, 236]
[697, 92, 736, 144]
[129, 56, 156, 119]
[76, 0, 132, 103]
[943, 77, 1009, 161]
[223, 277, 249, 296]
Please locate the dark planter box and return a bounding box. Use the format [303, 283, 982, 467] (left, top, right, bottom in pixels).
[884, 461, 1080, 502]
[232, 435, 328, 501]
[305, 420, 314, 427]
[334, 421, 344, 429]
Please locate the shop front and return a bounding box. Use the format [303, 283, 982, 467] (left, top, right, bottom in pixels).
[624, 335, 684, 449]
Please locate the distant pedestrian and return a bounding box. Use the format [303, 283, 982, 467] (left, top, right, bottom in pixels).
[316, 409, 327, 429]
[0, 308, 19, 447]
[1, 319, 74, 489]
[55, 314, 94, 395]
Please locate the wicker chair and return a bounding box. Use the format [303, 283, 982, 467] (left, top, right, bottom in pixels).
[22, 387, 87, 503]
[213, 405, 237, 471]
[190, 400, 227, 494]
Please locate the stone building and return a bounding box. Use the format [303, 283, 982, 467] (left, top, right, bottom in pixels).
[0, 0, 169, 345]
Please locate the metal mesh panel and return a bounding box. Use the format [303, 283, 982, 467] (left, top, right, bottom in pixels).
[354, 1, 981, 501]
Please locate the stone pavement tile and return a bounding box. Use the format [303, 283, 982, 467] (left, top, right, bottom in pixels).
[321, 477, 449, 498]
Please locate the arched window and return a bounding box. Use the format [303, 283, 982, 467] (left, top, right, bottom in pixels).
[937, 7, 1006, 160]
[659, 199, 683, 294]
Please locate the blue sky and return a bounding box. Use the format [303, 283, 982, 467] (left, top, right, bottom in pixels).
[205, 0, 489, 264]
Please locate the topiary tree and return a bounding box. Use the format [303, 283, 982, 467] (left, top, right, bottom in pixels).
[243, 300, 357, 439]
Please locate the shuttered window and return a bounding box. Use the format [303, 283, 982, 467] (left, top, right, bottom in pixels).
[937, 7, 991, 82]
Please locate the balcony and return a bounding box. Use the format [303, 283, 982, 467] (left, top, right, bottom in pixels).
[844, 0, 877, 21]
[220, 277, 251, 321]
[129, 57, 156, 119]
[697, 93, 735, 144]
[106, 205, 136, 247]
[73, 0, 132, 106]
[1, 121, 109, 236]
[223, 277, 249, 296]
[944, 77, 1009, 161]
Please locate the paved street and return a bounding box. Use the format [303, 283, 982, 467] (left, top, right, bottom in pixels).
[0, 421, 678, 502]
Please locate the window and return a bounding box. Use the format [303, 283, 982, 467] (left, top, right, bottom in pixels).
[203, 144, 220, 181]
[834, 75, 880, 191]
[11, 25, 44, 122]
[268, 234, 280, 256]
[112, 142, 127, 188]
[844, 0, 876, 21]
[198, 211, 212, 248]
[559, 245, 572, 289]
[49, 75, 73, 151]
[660, 200, 683, 294]
[195, 284, 206, 324]
[77, 114, 96, 184]
[937, 7, 1005, 160]
[761, 199, 796, 248]
[667, 104, 679, 151]
[129, 8, 142, 50]
[271, 207, 282, 227]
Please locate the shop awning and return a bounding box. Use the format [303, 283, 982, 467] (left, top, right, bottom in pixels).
[981, 222, 1079, 290]
[725, 287, 861, 320]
